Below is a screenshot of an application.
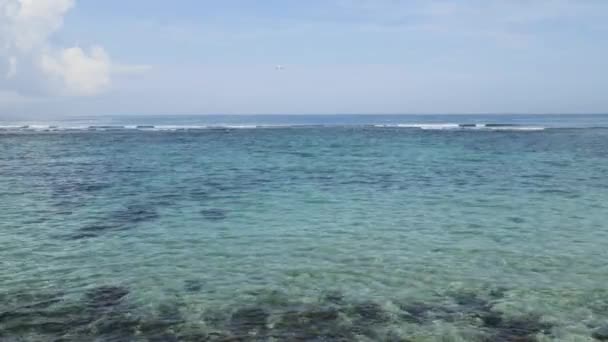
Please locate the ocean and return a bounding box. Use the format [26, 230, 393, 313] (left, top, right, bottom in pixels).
[1, 114, 608, 341]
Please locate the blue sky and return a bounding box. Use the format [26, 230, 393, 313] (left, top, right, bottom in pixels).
[1, 0, 607, 116]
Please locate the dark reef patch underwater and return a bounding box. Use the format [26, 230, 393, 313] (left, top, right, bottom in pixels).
[0, 285, 567, 341]
[62, 204, 160, 240]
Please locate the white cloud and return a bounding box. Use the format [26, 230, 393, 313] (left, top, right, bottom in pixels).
[4, 0, 74, 51]
[40, 46, 110, 95]
[0, 0, 124, 97]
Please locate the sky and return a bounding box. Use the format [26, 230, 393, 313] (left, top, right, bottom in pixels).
[0, 0, 607, 117]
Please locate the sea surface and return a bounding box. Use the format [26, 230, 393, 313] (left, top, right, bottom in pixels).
[1, 114, 608, 341]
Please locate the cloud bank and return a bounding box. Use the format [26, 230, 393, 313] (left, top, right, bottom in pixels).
[0, 0, 112, 96]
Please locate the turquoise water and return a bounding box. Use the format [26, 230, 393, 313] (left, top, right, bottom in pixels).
[1, 115, 608, 341]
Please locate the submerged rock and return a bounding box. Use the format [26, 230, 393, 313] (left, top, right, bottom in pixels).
[184, 279, 204, 292]
[83, 286, 129, 310]
[0, 286, 560, 342]
[201, 208, 227, 221]
[8, 292, 64, 311]
[114, 204, 159, 224]
[275, 310, 352, 340]
[479, 311, 503, 328]
[489, 286, 509, 299]
[488, 313, 552, 341]
[350, 301, 388, 324]
[384, 330, 415, 342]
[66, 232, 101, 240]
[157, 302, 184, 325]
[399, 302, 440, 323]
[229, 307, 269, 338]
[507, 217, 526, 224]
[189, 189, 209, 201]
[91, 311, 139, 337]
[593, 325, 608, 340]
[148, 332, 180, 342]
[74, 223, 124, 239]
[176, 331, 214, 342]
[0, 301, 94, 339]
[8, 321, 72, 336]
[452, 291, 492, 313]
[323, 290, 345, 305]
[68, 205, 159, 239]
[137, 303, 184, 340]
[0, 291, 66, 324]
[78, 223, 121, 233]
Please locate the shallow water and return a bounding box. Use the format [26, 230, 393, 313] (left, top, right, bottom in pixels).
[1, 116, 608, 341]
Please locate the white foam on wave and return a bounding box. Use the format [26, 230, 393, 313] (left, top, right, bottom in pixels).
[470, 124, 545, 131]
[0, 124, 59, 131]
[0, 124, 284, 131]
[373, 123, 545, 131]
[0, 122, 547, 132]
[485, 126, 545, 131]
[414, 123, 460, 130]
[152, 124, 292, 130]
[24, 125, 51, 130]
[153, 125, 208, 131]
[61, 126, 89, 131]
[374, 123, 461, 130]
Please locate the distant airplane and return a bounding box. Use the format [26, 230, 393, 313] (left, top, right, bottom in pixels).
[275, 65, 284, 71]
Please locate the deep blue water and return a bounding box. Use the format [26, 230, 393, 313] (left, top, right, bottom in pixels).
[1, 115, 608, 341]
